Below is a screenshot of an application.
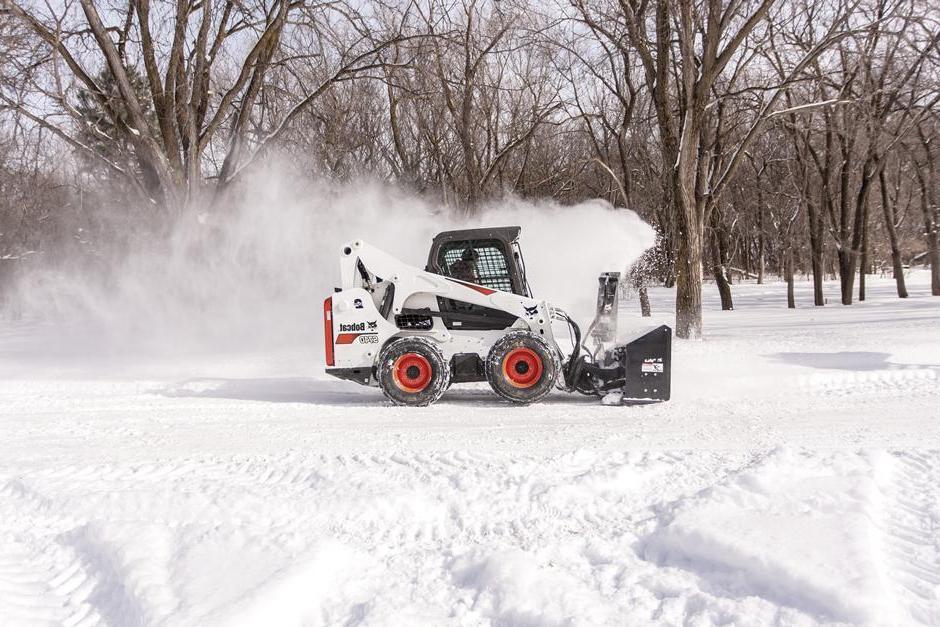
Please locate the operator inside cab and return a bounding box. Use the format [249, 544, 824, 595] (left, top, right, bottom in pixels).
[449, 247, 479, 283]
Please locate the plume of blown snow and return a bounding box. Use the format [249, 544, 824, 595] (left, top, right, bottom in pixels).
[7, 161, 655, 364]
[471, 196, 655, 323]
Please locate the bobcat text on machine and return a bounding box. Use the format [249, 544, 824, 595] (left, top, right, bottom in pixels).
[323, 226, 671, 406]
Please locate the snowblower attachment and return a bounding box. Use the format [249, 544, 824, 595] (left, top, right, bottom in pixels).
[591, 272, 620, 344]
[562, 273, 672, 403]
[614, 325, 671, 401]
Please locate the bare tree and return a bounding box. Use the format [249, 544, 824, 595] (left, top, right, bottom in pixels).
[571, 0, 854, 336]
[0, 0, 415, 210]
[2, 0, 938, 320]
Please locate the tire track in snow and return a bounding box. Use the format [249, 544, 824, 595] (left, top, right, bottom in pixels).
[883, 451, 940, 625]
[0, 474, 105, 627]
[0, 534, 100, 627]
[0, 451, 819, 625]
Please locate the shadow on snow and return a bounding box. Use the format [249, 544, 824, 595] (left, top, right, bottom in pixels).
[767, 351, 940, 372]
[159, 377, 631, 407]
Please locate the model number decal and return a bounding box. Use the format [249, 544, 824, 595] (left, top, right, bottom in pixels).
[337, 332, 379, 345]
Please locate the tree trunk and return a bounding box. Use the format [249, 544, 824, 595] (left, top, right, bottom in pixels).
[838, 249, 855, 305]
[858, 254, 866, 301]
[842, 156, 880, 306]
[710, 209, 733, 311]
[713, 258, 733, 310]
[859, 199, 868, 302]
[811, 240, 825, 306]
[804, 198, 825, 306]
[639, 287, 651, 317]
[743, 230, 751, 279]
[663, 270, 677, 289]
[756, 195, 765, 284]
[915, 169, 939, 296]
[674, 123, 704, 339]
[675, 229, 704, 338]
[786, 247, 795, 309]
[879, 169, 908, 298]
[930, 228, 940, 296]
[658, 198, 677, 288]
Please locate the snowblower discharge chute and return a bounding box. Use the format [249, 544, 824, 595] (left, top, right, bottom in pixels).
[324, 226, 671, 406]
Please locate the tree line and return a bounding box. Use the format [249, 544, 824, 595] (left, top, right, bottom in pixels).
[1, 0, 938, 337]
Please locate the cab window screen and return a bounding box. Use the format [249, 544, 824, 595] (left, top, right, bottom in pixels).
[439, 240, 513, 293]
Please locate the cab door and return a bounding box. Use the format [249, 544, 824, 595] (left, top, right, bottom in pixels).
[431, 238, 521, 331]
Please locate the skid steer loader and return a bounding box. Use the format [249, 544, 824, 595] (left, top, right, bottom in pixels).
[323, 226, 671, 406]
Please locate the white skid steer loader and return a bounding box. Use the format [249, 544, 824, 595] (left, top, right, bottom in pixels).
[323, 226, 671, 406]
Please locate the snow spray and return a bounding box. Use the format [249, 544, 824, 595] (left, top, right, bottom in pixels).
[6, 159, 655, 362]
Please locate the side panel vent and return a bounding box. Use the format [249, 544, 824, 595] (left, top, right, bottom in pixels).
[395, 314, 433, 330]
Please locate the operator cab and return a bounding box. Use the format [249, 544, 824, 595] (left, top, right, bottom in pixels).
[425, 226, 532, 331]
[426, 226, 532, 296]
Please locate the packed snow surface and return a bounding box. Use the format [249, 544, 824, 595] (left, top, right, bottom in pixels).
[1, 272, 938, 626]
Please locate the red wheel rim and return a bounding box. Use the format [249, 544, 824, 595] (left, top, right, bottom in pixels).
[392, 353, 433, 393]
[502, 347, 543, 389]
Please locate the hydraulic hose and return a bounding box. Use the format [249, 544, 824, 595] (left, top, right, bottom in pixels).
[553, 309, 594, 392]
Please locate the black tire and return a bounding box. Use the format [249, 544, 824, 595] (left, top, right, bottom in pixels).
[377, 337, 451, 406]
[485, 330, 560, 404]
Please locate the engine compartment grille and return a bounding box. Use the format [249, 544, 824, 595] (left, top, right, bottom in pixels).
[395, 314, 433, 329]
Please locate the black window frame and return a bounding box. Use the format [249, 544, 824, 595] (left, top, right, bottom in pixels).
[437, 239, 515, 293]
[426, 227, 528, 297]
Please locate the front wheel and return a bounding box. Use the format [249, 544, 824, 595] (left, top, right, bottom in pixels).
[485, 331, 560, 404]
[377, 337, 451, 406]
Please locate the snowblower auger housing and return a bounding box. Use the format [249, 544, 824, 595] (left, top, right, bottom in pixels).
[323, 227, 672, 406]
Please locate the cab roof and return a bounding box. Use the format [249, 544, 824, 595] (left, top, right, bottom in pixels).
[430, 226, 522, 248]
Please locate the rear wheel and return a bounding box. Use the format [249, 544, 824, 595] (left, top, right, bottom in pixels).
[377, 337, 450, 406]
[485, 331, 559, 404]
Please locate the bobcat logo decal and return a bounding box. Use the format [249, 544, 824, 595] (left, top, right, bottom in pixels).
[367, 320, 378, 330]
[523, 305, 539, 317]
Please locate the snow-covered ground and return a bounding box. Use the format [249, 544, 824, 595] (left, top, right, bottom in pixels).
[1, 272, 938, 626]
